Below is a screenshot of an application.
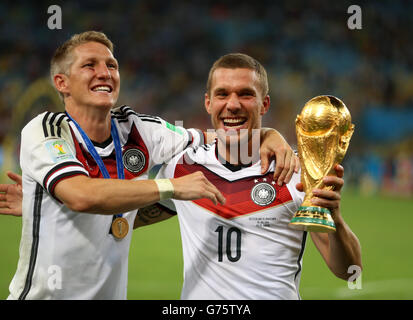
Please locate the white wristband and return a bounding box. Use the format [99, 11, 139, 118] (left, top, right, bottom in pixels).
[154, 179, 175, 200]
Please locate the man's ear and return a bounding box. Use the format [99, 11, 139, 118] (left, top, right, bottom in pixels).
[260, 95, 270, 115]
[205, 93, 212, 114]
[53, 74, 70, 97]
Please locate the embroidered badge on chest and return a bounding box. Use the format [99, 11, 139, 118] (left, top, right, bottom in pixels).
[122, 148, 146, 173]
[251, 179, 277, 206]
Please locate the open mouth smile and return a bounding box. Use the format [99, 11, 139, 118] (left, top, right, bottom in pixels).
[222, 117, 247, 128]
[91, 85, 113, 93]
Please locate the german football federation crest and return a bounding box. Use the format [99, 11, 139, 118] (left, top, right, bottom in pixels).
[122, 148, 146, 173]
[251, 181, 277, 206]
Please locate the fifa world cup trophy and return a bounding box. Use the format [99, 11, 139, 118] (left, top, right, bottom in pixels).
[289, 95, 355, 233]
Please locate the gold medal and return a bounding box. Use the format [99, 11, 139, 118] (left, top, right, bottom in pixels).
[111, 217, 129, 240]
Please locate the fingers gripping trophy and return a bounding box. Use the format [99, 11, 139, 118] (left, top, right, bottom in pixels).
[289, 95, 355, 233]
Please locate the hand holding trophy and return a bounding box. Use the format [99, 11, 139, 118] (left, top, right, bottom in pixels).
[289, 95, 355, 233]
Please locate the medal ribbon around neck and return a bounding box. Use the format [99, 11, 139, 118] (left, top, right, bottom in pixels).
[65, 112, 124, 218]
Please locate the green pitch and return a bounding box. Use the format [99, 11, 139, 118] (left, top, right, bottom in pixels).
[1, 190, 412, 300]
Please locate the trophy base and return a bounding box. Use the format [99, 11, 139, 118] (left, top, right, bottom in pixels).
[289, 206, 336, 233]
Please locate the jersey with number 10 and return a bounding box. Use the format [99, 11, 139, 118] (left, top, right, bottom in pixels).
[157, 142, 307, 300]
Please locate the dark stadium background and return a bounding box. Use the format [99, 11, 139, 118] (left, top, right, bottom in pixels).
[0, 0, 412, 299]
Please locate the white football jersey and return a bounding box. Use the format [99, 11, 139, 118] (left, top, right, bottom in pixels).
[9, 106, 203, 300]
[157, 142, 306, 300]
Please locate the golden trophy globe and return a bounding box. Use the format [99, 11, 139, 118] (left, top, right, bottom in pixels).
[289, 95, 355, 233]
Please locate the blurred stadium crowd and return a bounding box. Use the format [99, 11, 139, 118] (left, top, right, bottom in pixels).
[0, 0, 412, 196]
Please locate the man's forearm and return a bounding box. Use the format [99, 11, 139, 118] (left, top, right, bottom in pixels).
[328, 216, 362, 279]
[260, 127, 285, 141]
[55, 176, 162, 214]
[54, 170, 224, 215]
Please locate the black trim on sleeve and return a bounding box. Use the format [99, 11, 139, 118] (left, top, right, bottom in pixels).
[48, 171, 89, 199]
[19, 183, 43, 300]
[295, 231, 308, 280]
[42, 161, 86, 190]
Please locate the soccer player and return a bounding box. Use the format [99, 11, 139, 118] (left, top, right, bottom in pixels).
[0, 32, 297, 299]
[148, 53, 363, 299]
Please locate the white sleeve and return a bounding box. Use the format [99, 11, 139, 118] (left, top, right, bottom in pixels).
[20, 112, 89, 197]
[152, 153, 183, 212]
[137, 115, 204, 165]
[154, 155, 179, 180]
[286, 170, 305, 210]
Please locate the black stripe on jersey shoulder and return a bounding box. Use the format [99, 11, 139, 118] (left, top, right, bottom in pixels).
[114, 114, 162, 124]
[19, 183, 43, 300]
[112, 105, 162, 123]
[119, 105, 136, 114]
[190, 141, 214, 154]
[111, 106, 162, 124]
[43, 161, 86, 190]
[112, 108, 136, 117]
[137, 113, 161, 120]
[41, 112, 67, 138]
[136, 112, 162, 123]
[48, 112, 59, 137]
[139, 118, 162, 124]
[294, 231, 308, 281]
[112, 112, 137, 121]
[119, 105, 157, 119]
[201, 144, 211, 151]
[42, 111, 52, 138]
[112, 106, 140, 120]
[55, 113, 67, 138]
[111, 105, 137, 117]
